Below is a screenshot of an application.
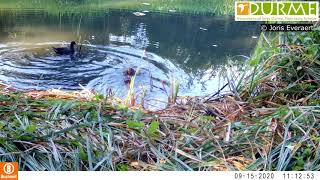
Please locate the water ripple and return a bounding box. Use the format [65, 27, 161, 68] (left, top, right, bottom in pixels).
[0, 42, 200, 109]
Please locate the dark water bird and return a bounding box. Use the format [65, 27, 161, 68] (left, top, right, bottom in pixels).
[123, 67, 136, 84]
[53, 41, 76, 55]
[125, 67, 136, 76]
[124, 76, 132, 84]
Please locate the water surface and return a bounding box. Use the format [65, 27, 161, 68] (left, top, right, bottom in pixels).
[0, 9, 259, 109]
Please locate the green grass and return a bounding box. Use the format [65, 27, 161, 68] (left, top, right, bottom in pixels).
[233, 26, 320, 171]
[238, 28, 320, 105]
[0, 0, 235, 15]
[0, 86, 319, 170]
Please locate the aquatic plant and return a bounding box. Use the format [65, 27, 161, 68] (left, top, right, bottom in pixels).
[168, 77, 180, 104]
[124, 67, 140, 107]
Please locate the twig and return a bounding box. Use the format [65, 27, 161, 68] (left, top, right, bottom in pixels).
[204, 83, 229, 103]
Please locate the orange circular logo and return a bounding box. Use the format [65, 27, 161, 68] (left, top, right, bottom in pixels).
[3, 163, 15, 175]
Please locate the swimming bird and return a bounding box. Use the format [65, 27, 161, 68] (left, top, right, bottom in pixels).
[53, 41, 76, 55]
[124, 76, 132, 84]
[125, 67, 136, 76]
[123, 67, 136, 84]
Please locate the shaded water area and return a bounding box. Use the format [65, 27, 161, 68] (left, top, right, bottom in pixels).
[0, 9, 259, 109]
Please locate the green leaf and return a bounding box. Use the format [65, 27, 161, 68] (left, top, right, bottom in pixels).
[26, 124, 36, 133]
[93, 94, 104, 101]
[0, 121, 6, 129]
[249, 59, 259, 66]
[133, 109, 142, 121]
[147, 121, 159, 136]
[200, 116, 215, 122]
[293, 166, 303, 171]
[79, 146, 87, 161]
[296, 158, 304, 167]
[19, 135, 33, 141]
[127, 121, 144, 130]
[116, 164, 129, 171]
[187, 127, 198, 134]
[303, 148, 311, 157]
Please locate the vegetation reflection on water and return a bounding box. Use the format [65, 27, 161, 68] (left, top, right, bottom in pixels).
[0, 9, 259, 109]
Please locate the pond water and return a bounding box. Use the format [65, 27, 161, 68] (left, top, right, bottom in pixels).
[0, 9, 259, 109]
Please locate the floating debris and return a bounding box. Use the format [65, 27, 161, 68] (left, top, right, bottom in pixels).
[251, 36, 258, 39]
[142, 2, 151, 6]
[183, 55, 191, 64]
[212, 44, 218, 47]
[133, 12, 146, 16]
[153, 42, 160, 48]
[200, 27, 208, 31]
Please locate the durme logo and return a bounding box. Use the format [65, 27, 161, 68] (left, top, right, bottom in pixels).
[235, 1, 319, 21]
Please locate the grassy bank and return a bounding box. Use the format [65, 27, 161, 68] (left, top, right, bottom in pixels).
[1, 26, 320, 170]
[0, 0, 234, 15]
